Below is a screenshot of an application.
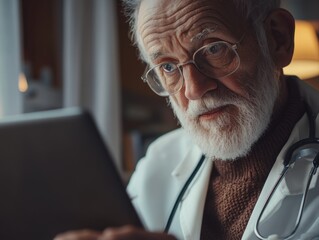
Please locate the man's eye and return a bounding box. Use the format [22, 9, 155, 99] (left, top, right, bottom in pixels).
[161, 63, 177, 73]
[204, 43, 227, 56]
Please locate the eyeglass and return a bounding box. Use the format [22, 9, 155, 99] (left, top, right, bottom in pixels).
[141, 40, 241, 97]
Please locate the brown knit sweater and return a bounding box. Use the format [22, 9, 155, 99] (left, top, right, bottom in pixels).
[200, 83, 306, 240]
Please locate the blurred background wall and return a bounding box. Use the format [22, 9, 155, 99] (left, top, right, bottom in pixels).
[282, 0, 319, 89]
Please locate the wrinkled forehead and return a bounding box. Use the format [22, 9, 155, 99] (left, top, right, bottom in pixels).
[138, 0, 243, 39]
[137, 0, 246, 59]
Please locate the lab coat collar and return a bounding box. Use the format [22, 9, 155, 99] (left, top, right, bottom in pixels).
[278, 113, 318, 196]
[171, 145, 213, 240]
[171, 145, 203, 180]
[293, 76, 319, 116]
[281, 77, 319, 195]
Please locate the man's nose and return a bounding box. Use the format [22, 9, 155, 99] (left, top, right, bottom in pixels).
[182, 64, 218, 100]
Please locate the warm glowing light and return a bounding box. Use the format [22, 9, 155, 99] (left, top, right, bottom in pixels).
[284, 20, 319, 79]
[19, 73, 28, 92]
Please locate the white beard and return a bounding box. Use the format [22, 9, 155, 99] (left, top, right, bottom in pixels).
[169, 58, 280, 160]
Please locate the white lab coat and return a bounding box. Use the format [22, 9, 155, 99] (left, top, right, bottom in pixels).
[127, 77, 319, 240]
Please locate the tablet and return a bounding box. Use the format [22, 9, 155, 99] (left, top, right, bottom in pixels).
[0, 108, 143, 240]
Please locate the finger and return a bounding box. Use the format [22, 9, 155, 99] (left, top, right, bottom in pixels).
[101, 226, 138, 239]
[100, 225, 177, 240]
[53, 229, 101, 240]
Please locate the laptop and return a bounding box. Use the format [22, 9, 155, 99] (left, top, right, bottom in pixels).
[0, 108, 143, 240]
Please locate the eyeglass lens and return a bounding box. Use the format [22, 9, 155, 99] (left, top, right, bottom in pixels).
[145, 41, 240, 96]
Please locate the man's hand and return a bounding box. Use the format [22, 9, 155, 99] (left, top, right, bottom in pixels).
[54, 229, 101, 240]
[54, 225, 177, 240]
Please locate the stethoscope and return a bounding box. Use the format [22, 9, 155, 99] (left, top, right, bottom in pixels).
[254, 106, 319, 240]
[163, 105, 319, 240]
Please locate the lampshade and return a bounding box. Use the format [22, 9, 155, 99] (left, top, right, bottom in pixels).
[283, 20, 319, 79]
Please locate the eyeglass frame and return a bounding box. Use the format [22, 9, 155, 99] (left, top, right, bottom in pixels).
[141, 33, 246, 97]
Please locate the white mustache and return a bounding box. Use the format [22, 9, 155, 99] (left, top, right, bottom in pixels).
[186, 93, 241, 118]
[187, 101, 224, 117]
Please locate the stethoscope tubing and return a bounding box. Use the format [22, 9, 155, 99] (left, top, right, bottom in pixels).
[164, 155, 206, 233]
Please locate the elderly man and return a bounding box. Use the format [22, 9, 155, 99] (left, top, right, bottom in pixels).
[55, 0, 319, 239]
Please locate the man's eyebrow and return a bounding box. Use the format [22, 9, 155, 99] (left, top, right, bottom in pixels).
[190, 26, 218, 42]
[150, 51, 162, 61]
[149, 26, 219, 61]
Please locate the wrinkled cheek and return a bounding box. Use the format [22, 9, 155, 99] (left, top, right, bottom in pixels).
[169, 96, 188, 125]
[170, 91, 189, 110]
[226, 67, 259, 100]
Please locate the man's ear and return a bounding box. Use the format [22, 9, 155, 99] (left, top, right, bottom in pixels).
[264, 8, 295, 68]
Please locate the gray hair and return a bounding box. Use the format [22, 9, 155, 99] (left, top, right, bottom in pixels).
[121, 0, 282, 62]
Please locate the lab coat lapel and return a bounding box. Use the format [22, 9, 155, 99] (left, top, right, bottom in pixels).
[171, 146, 213, 240]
